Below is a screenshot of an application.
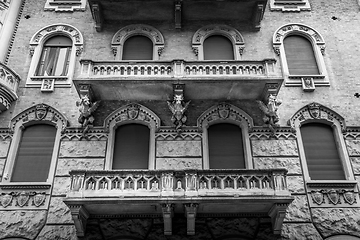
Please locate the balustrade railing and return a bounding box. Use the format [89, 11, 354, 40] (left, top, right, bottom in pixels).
[68, 169, 289, 198]
[79, 59, 278, 79]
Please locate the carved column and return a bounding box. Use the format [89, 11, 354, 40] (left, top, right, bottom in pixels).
[161, 203, 174, 235]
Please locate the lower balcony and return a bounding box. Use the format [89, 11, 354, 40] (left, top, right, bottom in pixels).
[64, 169, 293, 237]
[0, 62, 20, 113]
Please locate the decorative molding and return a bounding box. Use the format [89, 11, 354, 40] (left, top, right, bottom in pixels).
[61, 128, 108, 141]
[44, 0, 86, 12]
[344, 127, 360, 140]
[0, 128, 12, 140]
[156, 128, 201, 141]
[249, 127, 296, 140]
[192, 24, 245, 60]
[0, 191, 48, 209]
[270, 0, 311, 12]
[0, 62, 21, 113]
[111, 24, 165, 60]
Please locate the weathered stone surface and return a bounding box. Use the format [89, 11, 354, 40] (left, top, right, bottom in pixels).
[156, 158, 202, 169]
[284, 195, 311, 222]
[52, 176, 71, 195]
[0, 140, 10, 158]
[251, 140, 298, 157]
[0, 158, 5, 178]
[0, 210, 47, 239]
[254, 157, 302, 174]
[287, 176, 305, 193]
[311, 208, 360, 238]
[156, 141, 201, 157]
[281, 223, 322, 240]
[346, 140, 360, 156]
[59, 141, 106, 158]
[99, 219, 152, 239]
[350, 157, 360, 174]
[47, 197, 73, 224]
[206, 218, 258, 239]
[37, 225, 77, 240]
[56, 158, 104, 176]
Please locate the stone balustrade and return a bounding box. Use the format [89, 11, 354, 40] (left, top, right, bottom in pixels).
[68, 169, 289, 198]
[0, 62, 20, 112]
[79, 59, 278, 79]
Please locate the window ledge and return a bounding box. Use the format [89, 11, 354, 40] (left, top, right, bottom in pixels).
[0, 182, 51, 190]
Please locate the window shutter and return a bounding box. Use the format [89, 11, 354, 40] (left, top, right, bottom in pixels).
[113, 124, 150, 169]
[11, 124, 56, 182]
[204, 35, 234, 60]
[284, 35, 319, 75]
[208, 123, 245, 169]
[122, 36, 153, 60]
[301, 123, 345, 180]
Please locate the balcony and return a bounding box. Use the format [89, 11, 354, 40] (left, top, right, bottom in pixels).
[88, 0, 267, 31]
[0, 62, 20, 113]
[64, 169, 293, 237]
[74, 59, 282, 101]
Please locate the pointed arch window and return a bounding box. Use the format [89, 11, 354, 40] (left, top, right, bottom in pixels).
[203, 35, 234, 60]
[112, 124, 150, 169]
[122, 35, 153, 60]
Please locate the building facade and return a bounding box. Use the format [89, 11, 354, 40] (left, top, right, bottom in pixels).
[1, 0, 360, 239]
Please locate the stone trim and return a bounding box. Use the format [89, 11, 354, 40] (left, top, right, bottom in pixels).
[155, 128, 202, 141]
[269, 0, 311, 12]
[249, 127, 296, 140]
[272, 23, 328, 89]
[26, 23, 84, 89]
[111, 24, 165, 60]
[192, 24, 245, 60]
[104, 103, 160, 170]
[288, 102, 354, 182]
[44, 0, 86, 12]
[61, 128, 108, 141]
[197, 103, 253, 169]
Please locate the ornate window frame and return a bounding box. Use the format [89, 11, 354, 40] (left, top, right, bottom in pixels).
[269, 0, 311, 12]
[104, 103, 161, 170]
[192, 25, 245, 61]
[288, 102, 354, 182]
[197, 103, 253, 169]
[44, 0, 86, 12]
[27, 23, 84, 91]
[273, 23, 328, 90]
[111, 24, 165, 60]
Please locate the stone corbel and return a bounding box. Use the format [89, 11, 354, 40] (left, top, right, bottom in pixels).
[161, 203, 174, 235]
[184, 203, 198, 235]
[175, 1, 182, 29]
[252, 3, 265, 30]
[268, 203, 289, 235]
[301, 77, 315, 92]
[90, 2, 103, 32]
[68, 205, 89, 237]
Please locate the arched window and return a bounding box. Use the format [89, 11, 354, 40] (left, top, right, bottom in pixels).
[208, 123, 245, 169]
[36, 36, 72, 77]
[112, 124, 150, 169]
[122, 35, 153, 60]
[300, 122, 345, 180]
[284, 35, 319, 75]
[204, 35, 234, 60]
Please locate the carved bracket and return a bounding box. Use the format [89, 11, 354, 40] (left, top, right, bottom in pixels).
[268, 203, 290, 235]
[184, 203, 198, 235]
[175, 1, 182, 29]
[90, 2, 103, 32]
[161, 203, 174, 235]
[253, 3, 265, 30]
[68, 205, 90, 237]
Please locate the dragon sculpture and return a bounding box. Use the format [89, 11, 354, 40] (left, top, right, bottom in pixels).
[76, 95, 100, 137]
[257, 94, 282, 134]
[167, 94, 191, 132]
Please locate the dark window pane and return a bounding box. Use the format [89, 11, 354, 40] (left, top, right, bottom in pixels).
[11, 124, 56, 182]
[301, 123, 345, 180]
[113, 124, 150, 169]
[204, 35, 234, 60]
[208, 123, 245, 169]
[122, 35, 153, 60]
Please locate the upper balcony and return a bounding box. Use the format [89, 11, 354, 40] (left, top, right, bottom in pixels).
[0, 62, 20, 113]
[88, 0, 268, 31]
[64, 168, 293, 237]
[74, 59, 282, 101]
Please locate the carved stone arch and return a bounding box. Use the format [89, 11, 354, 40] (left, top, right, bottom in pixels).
[10, 103, 68, 132]
[192, 25, 245, 60]
[111, 24, 165, 60]
[29, 23, 84, 56]
[104, 103, 161, 170]
[197, 103, 253, 169]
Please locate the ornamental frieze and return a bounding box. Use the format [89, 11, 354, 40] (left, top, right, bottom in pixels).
[310, 189, 357, 206]
[0, 191, 47, 209]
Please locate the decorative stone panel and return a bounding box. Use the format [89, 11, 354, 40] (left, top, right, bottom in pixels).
[251, 140, 298, 157]
[350, 157, 360, 174]
[284, 195, 311, 222]
[0, 140, 10, 158]
[37, 225, 77, 240]
[254, 157, 302, 174]
[156, 158, 202, 170]
[56, 158, 104, 176]
[47, 197, 73, 224]
[311, 208, 360, 238]
[346, 140, 360, 156]
[269, 0, 311, 12]
[287, 176, 305, 193]
[156, 141, 202, 157]
[0, 210, 47, 239]
[281, 223, 322, 240]
[59, 141, 106, 158]
[44, 0, 86, 12]
[52, 176, 71, 195]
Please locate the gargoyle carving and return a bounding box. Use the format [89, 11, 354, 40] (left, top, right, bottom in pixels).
[167, 94, 190, 132]
[258, 95, 282, 134]
[76, 95, 100, 136]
